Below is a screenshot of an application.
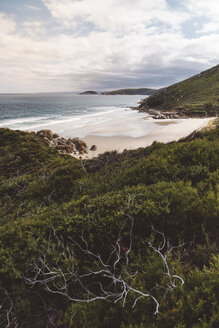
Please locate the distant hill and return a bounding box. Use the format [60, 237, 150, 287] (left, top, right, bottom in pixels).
[102, 88, 156, 95]
[138, 65, 219, 117]
[80, 91, 98, 95]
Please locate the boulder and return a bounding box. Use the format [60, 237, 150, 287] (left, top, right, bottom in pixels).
[37, 129, 53, 141]
[90, 145, 97, 151]
[56, 142, 76, 153]
[66, 143, 75, 153]
[50, 139, 58, 147]
[56, 144, 69, 150]
[58, 139, 65, 145]
[152, 114, 166, 119]
[71, 138, 87, 152]
[43, 138, 50, 146]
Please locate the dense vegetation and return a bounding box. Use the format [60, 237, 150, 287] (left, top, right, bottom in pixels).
[0, 127, 218, 327]
[139, 65, 219, 117]
[101, 88, 156, 95]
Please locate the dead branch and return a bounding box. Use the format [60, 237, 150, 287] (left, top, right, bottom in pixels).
[22, 213, 185, 316]
[80, 159, 88, 178]
[0, 288, 18, 328]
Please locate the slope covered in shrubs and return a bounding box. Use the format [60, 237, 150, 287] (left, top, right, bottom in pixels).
[0, 127, 218, 327]
[139, 65, 219, 117]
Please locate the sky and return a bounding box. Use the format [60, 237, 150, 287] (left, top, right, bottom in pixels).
[0, 0, 219, 93]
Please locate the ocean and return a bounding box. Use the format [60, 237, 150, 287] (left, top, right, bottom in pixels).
[0, 93, 151, 138]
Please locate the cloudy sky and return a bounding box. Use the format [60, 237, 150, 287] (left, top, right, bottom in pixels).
[0, 0, 219, 93]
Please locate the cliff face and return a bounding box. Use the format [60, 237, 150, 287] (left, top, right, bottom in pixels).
[138, 65, 219, 117]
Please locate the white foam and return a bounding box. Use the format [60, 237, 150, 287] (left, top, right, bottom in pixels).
[15, 107, 130, 130]
[0, 105, 151, 138]
[0, 116, 53, 127]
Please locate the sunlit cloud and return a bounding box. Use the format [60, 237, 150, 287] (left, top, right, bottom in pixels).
[42, 0, 188, 32]
[0, 0, 218, 92]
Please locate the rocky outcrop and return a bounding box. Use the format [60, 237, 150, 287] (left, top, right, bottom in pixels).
[136, 106, 180, 119]
[36, 130, 88, 155]
[36, 129, 53, 140]
[151, 112, 180, 119]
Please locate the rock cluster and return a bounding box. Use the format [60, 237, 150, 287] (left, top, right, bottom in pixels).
[137, 106, 180, 119]
[35, 130, 89, 155]
[152, 112, 179, 119]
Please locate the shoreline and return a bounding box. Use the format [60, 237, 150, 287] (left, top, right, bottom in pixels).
[1, 112, 213, 160]
[78, 117, 212, 159]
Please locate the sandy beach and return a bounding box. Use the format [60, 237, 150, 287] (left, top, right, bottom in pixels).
[82, 117, 212, 158]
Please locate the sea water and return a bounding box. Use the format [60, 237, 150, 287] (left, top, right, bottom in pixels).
[0, 93, 152, 138]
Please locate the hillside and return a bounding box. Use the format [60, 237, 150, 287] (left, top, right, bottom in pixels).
[0, 127, 219, 327]
[138, 65, 219, 117]
[102, 88, 156, 95]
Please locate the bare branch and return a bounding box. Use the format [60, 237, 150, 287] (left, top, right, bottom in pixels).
[22, 215, 185, 317]
[149, 226, 185, 295]
[0, 288, 18, 328]
[80, 159, 88, 178]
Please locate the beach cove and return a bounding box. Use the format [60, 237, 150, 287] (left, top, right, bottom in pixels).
[0, 93, 212, 158]
[27, 115, 212, 159]
[82, 117, 212, 158]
